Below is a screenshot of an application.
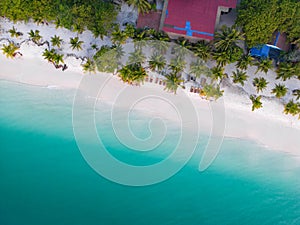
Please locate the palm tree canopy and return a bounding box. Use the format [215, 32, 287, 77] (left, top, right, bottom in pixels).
[255, 59, 272, 74]
[51, 35, 63, 48]
[164, 72, 183, 94]
[210, 66, 227, 83]
[252, 77, 268, 93]
[70, 37, 84, 50]
[148, 52, 166, 72]
[284, 100, 300, 116]
[271, 84, 288, 98]
[125, 0, 151, 14]
[214, 26, 244, 52]
[250, 95, 263, 111]
[28, 30, 42, 43]
[118, 63, 147, 85]
[231, 69, 248, 86]
[1, 43, 20, 58]
[82, 58, 96, 74]
[189, 58, 209, 78]
[236, 54, 253, 70]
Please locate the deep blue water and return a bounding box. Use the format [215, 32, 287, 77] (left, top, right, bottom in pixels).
[1, 80, 300, 225]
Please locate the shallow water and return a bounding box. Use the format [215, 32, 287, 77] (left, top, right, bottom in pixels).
[1, 80, 300, 225]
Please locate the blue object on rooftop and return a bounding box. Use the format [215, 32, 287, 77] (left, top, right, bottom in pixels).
[250, 44, 282, 60]
[166, 9, 168, 18]
[274, 32, 280, 46]
[174, 21, 214, 37]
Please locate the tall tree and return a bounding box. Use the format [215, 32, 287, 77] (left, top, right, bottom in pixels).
[164, 72, 183, 94]
[236, 54, 253, 71]
[189, 58, 210, 78]
[51, 35, 63, 48]
[148, 52, 166, 72]
[231, 69, 248, 86]
[250, 95, 263, 111]
[255, 59, 272, 74]
[28, 30, 42, 44]
[253, 77, 268, 93]
[1, 43, 20, 58]
[69, 37, 84, 51]
[271, 84, 288, 98]
[125, 0, 151, 14]
[284, 100, 300, 116]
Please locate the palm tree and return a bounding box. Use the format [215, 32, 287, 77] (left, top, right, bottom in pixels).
[82, 58, 96, 74]
[51, 35, 63, 48]
[1, 43, 20, 58]
[284, 100, 300, 116]
[214, 26, 244, 52]
[9, 26, 22, 38]
[150, 40, 169, 55]
[276, 62, 297, 81]
[164, 72, 183, 94]
[28, 30, 42, 44]
[111, 26, 127, 45]
[173, 38, 190, 57]
[111, 44, 125, 61]
[118, 63, 147, 85]
[236, 54, 253, 70]
[271, 84, 288, 98]
[124, 24, 136, 38]
[255, 59, 272, 74]
[250, 95, 263, 111]
[210, 66, 227, 83]
[202, 84, 224, 100]
[191, 40, 211, 62]
[293, 89, 300, 100]
[125, 0, 151, 14]
[52, 53, 64, 66]
[231, 69, 248, 86]
[169, 55, 186, 74]
[69, 37, 84, 51]
[252, 77, 268, 93]
[42, 49, 55, 62]
[128, 49, 146, 65]
[212, 51, 231, 67]
[148, 52, 166, 72]
[189, 58, 210, 78]
[133, 30, 149, 50]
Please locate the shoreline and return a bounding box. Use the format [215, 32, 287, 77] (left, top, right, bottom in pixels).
[1, 53, 300, 157]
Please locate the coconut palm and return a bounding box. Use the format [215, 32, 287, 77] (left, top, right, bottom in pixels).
[214, 26, 244, 52]
[52, 53, 64, 66]
[111, 44, 125, 61]
[124, 24, 136, 38]
[191, 40, 211, 62]
[9, 26, 22, 38]
[276, 62, 297, 81]
[271, 84, 288, 98]
[250, 95, 263, 111]
[111, 26, 127, 45]
[51, 35, 63, 48]
[125, 0, 151, 14]
[169, 55, 186, 74]
[189, 58, 210, 78]
[173, 38, 190, 57]
[236, 54, 253, 70]
[284, 100, 300, 116]
[212, 51, 231, 67]
[255, 59, 272, 74]
[1, 43, 20, 58]
[253, 77, 268, 93]
[128, 49, 146, 65]
[150, 40, 169, 55]
[231, 69, 248, 86]
[42, 49, 55, 62]
[69, 37, 84, 50]
[118, 63, 147, 85]
[148, 52, 166, 72]
[82, 58, 96, 74]
[210, 66, 227, 83]
[293, 89, 300, 100]
[133, 30, 148, 50]
[164, 72, 183, 94]
[202, 84, 224, 100]
[28, 30, 42, 44]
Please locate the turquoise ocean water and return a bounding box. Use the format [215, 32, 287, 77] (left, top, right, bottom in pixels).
[1, 80, 300, 225]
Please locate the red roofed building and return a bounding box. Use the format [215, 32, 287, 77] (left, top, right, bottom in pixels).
[159, 0, 238, 40]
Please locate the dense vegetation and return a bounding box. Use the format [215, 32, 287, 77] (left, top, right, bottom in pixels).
[236, 0, 300, 47]
[0, 0, 118, 37]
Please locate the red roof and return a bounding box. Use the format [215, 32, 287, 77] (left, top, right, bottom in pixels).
[163, 0, 237, 40]
[137, 11, 162, 30]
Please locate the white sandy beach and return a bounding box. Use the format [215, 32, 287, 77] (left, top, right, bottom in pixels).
[0, 17, 300, 157]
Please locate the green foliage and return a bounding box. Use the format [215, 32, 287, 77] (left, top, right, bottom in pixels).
[276, 62, 300, 81]
[82, 58, 96, 74]
[69, 37, 83, 51]
[271, 84, 288, 98]
[236, 0, 300, 47]
[250, 95, 263, 111]
[51, 35, 63, 48]
[118, 63, 147, 85]
[42, 48, 64, 65]
[9, 26, 22, 38]
[255, 59, 272, 74]
[0, 0, 118, 38]
[125, 0, 151, 14]
[284, 100, 300, 116]
[164, 72, 183, 94]
[28, 29, 42, 44]
[253, 77, 268, 93]
[1, 43, 19, 58]
[148, 52, 166, 72]
[236, 55, 253, 71]
[210, 66, 228, 83]
[231, 69, 248, 86]
[189, 58, 210, 78]
[202, 84, 224, 100]
[190, 40, 211, 62]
